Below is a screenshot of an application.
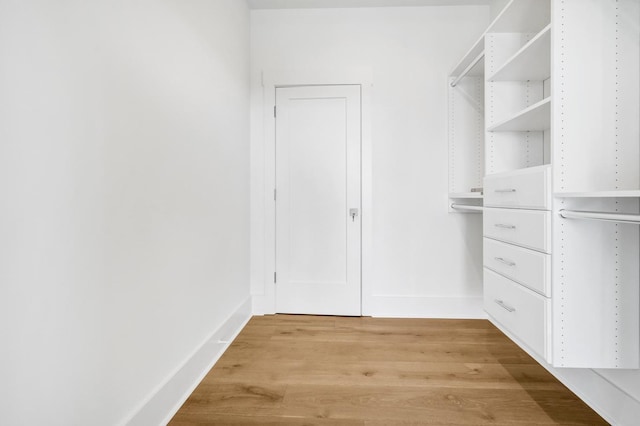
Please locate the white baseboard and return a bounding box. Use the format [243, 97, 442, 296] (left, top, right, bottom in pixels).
[253, 294, 485, 318]
[123, 296, 253, 426]
[365, 295, 485, 318]
[489, 317, 640, 426]
[555, 368, 640, 426]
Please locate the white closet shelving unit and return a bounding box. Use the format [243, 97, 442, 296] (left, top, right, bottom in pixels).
[448, 0, 640, 369]
[481, 0, 554, 364]
[551, 0, 640, 368]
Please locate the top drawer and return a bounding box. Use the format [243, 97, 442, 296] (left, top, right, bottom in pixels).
[484, 165, 551, 210]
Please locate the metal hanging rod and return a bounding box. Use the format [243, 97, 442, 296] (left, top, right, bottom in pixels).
[559, 209, 640, 224]
[451, 203, 484, 212]
[450, 51, 485, 88]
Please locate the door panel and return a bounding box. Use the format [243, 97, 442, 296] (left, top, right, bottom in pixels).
[288, 98, 347, 284]
[275, 85, 361, 316]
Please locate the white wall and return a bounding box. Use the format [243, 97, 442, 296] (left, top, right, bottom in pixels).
[489, 0, 510, 20]
[0, 1, 250, 424]
[250, 6, 490, 317]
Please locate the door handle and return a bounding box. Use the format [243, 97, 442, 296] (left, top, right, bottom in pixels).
[495, 188, 517, 193]
[350, 208, 359, 222]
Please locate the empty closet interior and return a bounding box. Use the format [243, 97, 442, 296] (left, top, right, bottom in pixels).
[5, 1, 640, 424]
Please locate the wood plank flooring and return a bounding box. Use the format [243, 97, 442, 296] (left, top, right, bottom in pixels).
[169, 315, 607, 425]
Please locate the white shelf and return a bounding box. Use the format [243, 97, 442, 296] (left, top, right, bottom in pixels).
[487, 0, 551, 34]
[488, 24, 551, 82]
[450, 34, 485, 78]
[488, 97, 551, 132]
[555, 190, 640, 198]
[449, 192, 483, 199]
[449, 0, 550, 79]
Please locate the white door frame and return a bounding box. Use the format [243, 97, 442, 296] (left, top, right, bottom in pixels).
[252, 68, 373, 315]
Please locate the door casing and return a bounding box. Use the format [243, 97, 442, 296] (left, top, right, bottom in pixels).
[252, 68, 373, 316]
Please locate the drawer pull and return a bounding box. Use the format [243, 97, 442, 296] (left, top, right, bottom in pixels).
[495, 188, 517, 193]
[494, 257, 516, 267]
[494, 299, 516, 313]
[494, 223, 516, 229]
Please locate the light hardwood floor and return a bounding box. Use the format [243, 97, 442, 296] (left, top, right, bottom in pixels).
[170, 315, 607, 425]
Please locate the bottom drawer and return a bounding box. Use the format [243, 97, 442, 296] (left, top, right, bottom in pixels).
[484, 268, 550, 360]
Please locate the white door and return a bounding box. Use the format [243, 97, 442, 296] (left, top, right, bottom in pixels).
[275, 85, 361, 316]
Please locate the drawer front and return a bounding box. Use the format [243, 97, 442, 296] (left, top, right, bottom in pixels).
[483, 238, 551, 296]
[483, 208, 551, 253]
[484, 165, 551, 210]
[484, 269, 549, 359]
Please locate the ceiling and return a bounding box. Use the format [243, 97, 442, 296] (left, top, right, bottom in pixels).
[248, 0, 491, 9]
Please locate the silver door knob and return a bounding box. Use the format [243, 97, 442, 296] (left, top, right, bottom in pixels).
[349, 208, 359, 222]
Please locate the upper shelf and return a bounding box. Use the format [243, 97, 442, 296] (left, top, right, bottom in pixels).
[449, 0, 551, 80]
[488, 97, 551, 132]
[488, 24, 551, 82]
[487, 0, 551, 34]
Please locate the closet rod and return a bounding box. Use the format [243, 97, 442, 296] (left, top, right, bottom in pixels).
[451, 203, 484, 212]
[450, 51, 485, 88]
[559, 209, 640, 224]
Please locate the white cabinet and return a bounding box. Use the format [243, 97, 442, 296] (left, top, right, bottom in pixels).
[483, 166, 552, 361]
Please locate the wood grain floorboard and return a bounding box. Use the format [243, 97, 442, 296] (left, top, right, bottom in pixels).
[211, 360, 565, 390]
[169, 315, 607, 425]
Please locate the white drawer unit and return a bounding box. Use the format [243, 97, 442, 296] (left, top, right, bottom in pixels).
[483, 208, 551, 253]
[483, 238, 551, 297]
[484, 165, 551, 210]
[484, 268, 550, 361]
